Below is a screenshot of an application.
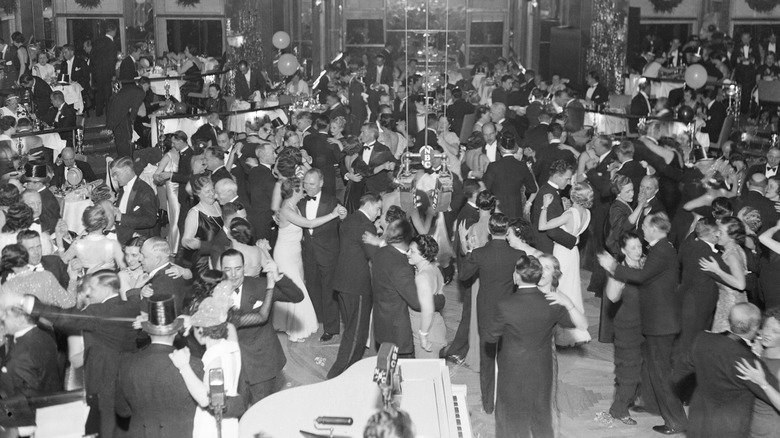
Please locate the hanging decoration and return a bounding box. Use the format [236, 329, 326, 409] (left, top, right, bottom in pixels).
[75, 0, 101, 8]
[649, 0, 684, 13]
[586, 0, 628, 94]
[745, 0, 780, 13]
[176, 0, 200, 7]
[0, 0, 16, 15]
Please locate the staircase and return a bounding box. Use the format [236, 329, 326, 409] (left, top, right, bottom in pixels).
[79, 125, 114, 179]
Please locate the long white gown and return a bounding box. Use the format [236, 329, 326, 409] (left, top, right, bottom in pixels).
[272, 222, 320, 341]
[192, 340, 241, 438]
[553, 207, 592, 347]
[164, 151, 181, 253]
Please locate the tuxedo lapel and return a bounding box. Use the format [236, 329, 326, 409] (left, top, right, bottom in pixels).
[127, 184, 138, 211]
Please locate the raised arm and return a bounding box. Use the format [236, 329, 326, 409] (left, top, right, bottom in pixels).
[700, 253, 745, 291]
[280, 204, 341, 229]
[538, 197, 572, 231]
[759, 221, 780, 255]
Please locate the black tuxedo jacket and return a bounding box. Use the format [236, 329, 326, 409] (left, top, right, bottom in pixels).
[372, 244, 422, 354]
[587, 83, 609, 106]
[39, 187, 61, 235]
[333, 211, 379, 296]
[41, 103, 77, 143]
[298, 193, 340, 265]
[106, 84, 145, 131]
[677, 237, 730, 348]
[445, 99, 476, 136]
[210, 166, 233, 185]
[614, 237, 680, 336]
[170, 147, 194, 204]
[118, 56, 136, 83]
[64, 56, 90, 90]
[192, 123, 221, 147]
[364, 64, 393, 86]
[414, 128, 439, 152]
[531, 183, 577, 254]
[236, 275, 303, 383]
[116, 343, 201, 438]
[0, 326, 62, 398]
[234, 69, 267, 101]
[116, 178, 159, 244]
[41, 255, 69, 289]
[460, 239, 525, 337]
[735, 189, 779, 233]
[483, 155, 537, 219]
[521, 122, 551, 152]
[30, 78, 53, 119]
[674, 332, 779, 438]
[52, 160, 97, 188]
[702, 100, 727, 144]
[139, 263, 193, 313]
[358, 142, 396, 195]
[303, 132, 341, 196]
[32, 294, 140, 397]
[325, 103, 348, 122]
[91, 35, 118, 83]
[247, 164, 276, 240]
[629, 93, 651, 133]
[209, 228, 232, 269]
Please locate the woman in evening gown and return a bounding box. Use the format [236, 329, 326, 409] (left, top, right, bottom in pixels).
[180, 175, 224, 278]
[406, 235, 448, 359]
[701, 216, 747, 333]
[537, 182, 593, 347]
[273, 177, 345, 342]
[153, 132, 184, 253]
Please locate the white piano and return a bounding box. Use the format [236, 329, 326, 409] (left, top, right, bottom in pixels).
[239, 357, 472, 438]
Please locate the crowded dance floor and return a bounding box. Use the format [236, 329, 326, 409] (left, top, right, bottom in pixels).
[2, 0, 780, 437]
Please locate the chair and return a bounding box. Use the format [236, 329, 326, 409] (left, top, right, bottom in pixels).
[459, 113, 476, 144]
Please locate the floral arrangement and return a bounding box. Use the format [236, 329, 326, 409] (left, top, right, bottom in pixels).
[745, 0, 780, 12]
[649, 0, 683, 13]
[75, 0, 101, 9]
[177, 0, 199, 7]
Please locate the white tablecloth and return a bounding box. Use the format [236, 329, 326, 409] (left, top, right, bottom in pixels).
[584, 111, 629, 135]
[227, 102, 289, 133]
[60, 197, 92, 235]
[625, 74, 685, 98]
[146, 73, 184, 102]
[39, 133, 67, 158]
[51, 83, 85, 114]
[150, 115, 208, 146]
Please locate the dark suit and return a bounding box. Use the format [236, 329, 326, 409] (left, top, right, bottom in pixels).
[629, 92, 652, 133]
[42, 103, 77, 146]
[586, 83, 609, 106]
[702, 100, 727, 144]
[303, 132, 341, 196]
[483, 154, 537, 219]
[613, 237, 687, 431]
[414, 128, 439, 152]
[63, 56, 90, 91]
[520, 122, 551, 151]
[28, 77, 53, 120]
[40, 255, 69, 289]
[51, 160, 98, 188]
[38, 186, 61, 235]
[210, 166, 233, 185]
[347, 78, 368, 136]
[563, 99, 585, 133]
[329, 210, 379, 378]
[325, 103, 348, 122]
[484, 287, 574, 438]
[247, 164, 276, 240]
[234, 69, 267, 101]
[446, 99, 475, 136]
[192, 123, 221, 148]
[140, 263, 192, 313]
[530, 183, 577, 254]
[208, 228, 232, 269]
[118, 55, 137, 83]
[0, 326, 61, 399]
[235, 275, 303, 403]
[91, 34, 119, 116]
[107, 84, 146, 157]
[116, 343, 201, 438]
[735, 189, 780, 233]
[115, 177, 159, 244]
[460, 239, 525, 413]
[170, 147, 194, 231]
[364, 64, 392, 115]
[674, 332, 779, 438]
[358, 142, 396, 195]
[32, 294, 140, 438]
[372, 244, 422, 355]
[299, 193, 341, 335]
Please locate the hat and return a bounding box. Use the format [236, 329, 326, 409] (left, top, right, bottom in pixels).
[65, 166, 83, 186]
[190, 296, 229, 328]
[142, 295, 184, 336]
[4, 94, 18, 104]
[21, 161, 48, 183]
[57, 73, 70, 85]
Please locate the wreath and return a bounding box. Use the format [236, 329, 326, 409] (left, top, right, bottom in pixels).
[176, 0, 200, 7]
[75, 0, 101, 8]
[649, 0, 683, 13]
[746, 0, 780, 12]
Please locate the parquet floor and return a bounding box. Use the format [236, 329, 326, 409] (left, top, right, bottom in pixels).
[274, 269, 677, 438]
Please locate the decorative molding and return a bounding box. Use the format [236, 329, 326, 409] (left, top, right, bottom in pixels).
[649, 0, 684, 13]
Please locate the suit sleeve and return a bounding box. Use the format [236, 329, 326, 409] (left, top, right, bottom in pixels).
[0, 345, 46, 398]
[483, 164, 496, 192]
[170, 156, 191, 184]
[586, 167, 613, 198]
[459, 250, 479, 281]
[30, 301, 102, 335]
[247, 168, 274, 210]
[545, 198, 577, 249]
[115, 363, 131, 418]
[614, 247, 667, 285]
[393, 266, 421, 311]
[80, 162, 97, 183]
[121, 185, 159, 231]
[272, 276, 304, 303]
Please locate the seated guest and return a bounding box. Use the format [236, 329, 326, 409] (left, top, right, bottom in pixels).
[234, 59, 267, 102]
[110, 157, 159, 243]
[43, 91, 77, 147]
[629, 80, 651, 133]
[0, 115, 14, 142]
[61, 205, 126, 274]
[584, 71, 609, 107]
[0, 243, 74, 308]
[0, 94, 20, 119]
[177, 44, 204, 99]
[19, 73, 53, 120]
[17, 229, 69, 289]
[22, 161, 60, 234]
[51, 146, 98, 188]
[0, 203, 53, 255]
[286, 70, 310, 96]
[205, 83, 228, 118]
[192, 112, 223, 148]
[31, 51, 56, 83]
[21, 189, 54, 239]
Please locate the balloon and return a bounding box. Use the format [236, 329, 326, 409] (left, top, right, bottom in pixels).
[277, 54, 299, 76]
[678, 105, 695, 124]
[272, 31, 291, 50]
[684, 64, 707, 89]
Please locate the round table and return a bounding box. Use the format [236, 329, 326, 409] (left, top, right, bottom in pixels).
[60, 196, 93, 235]
[146, 72, 185, 102]
[227, 103, 288, 133]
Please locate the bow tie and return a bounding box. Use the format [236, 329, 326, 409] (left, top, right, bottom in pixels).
[363, 145, 373, 151]
[32, 219, 40, 225]
[233, 287, 240, 295]
[305, 195, 318, 202]
[29, 263, 43, 272]
[769, 167, 777, 172]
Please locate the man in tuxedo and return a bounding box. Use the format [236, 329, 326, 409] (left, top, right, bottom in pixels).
[599, 213, 687, 435]
[747, 147, 780, 181]
[234, 60, 267, 102]
[205, 146, 232, 184]
[137, 237, 192, 312]
[20, 73, 53, 120]
[613, 140, 647, 204]
[208, 202, 246, 268]
[353, 123, 396, 195]
[328, 193, 383, 378]
[303, 115, 341, 196]
[483, 133, 537, 219]
[0, 305, 61, 399]
[674, 303, 779, 438]
[169, 136, 194, 231]
[585, 71, 609, 107]
[324, 92, 348, 122]
[364, 52, 393, 115]
[414, 113, 439, 153]
[51, 147, 97, 188]
[18, 230, 69, 289]
[220, 249, 304, 403]
[217, 131, 249, 200]
[60, 44, 90, 91]
[299, 169, 345, 341]
[553, 90, 585, 135]
[444, 179, 483, 363]
[490, 102, 518, 140]
[667, 38, 685, 68]
[629, 80, 652, 134]
[247, 143, 277, 240]
[45, 91, 77, 147]
[346, 71, 368, 136]
[91, 22, 118, 117]
[118, 43, 141, 84]
[736, 173, 779, 232]
[531, 159, 577, 254]
[445, 88, 475, 136]
[110, 157, 159, 244]
[732, 31, 759, 112]
[701, 88, 727, 145]
[482, 122, 500, 164]
[528, 122, 576, 185]
[7, 270, 139, 438]
[521, 112, 552, 152]
[636, 175, 666, 239]
[191, 112, 222, 147]
[215, 178, 251, 211]
[459, 213, 526, 414]
[106, 79, 146, 157]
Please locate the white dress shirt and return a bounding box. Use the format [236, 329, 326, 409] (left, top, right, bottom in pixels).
[119, 176, 137, 214]
[362, 141, 375, 164]
[485, 141, 498, 162]
[305, 193, 322, 234]
[767, 165, 778, 178]
[231, 284, 243, 308]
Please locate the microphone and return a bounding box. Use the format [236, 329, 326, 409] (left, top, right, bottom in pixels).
[373, 343, 398, 408]
[209, 367, 226, 412]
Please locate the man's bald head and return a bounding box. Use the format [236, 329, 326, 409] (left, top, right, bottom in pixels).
[215, 178, 238, 204]
[748, 172, 768, 191]
[61, 147, 76, 168]
[729, 303, 762, 337]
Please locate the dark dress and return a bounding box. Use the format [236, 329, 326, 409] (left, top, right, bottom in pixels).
[343, 153, 368, 213]
[760, 233, 780, 310]
[609, 265, 644, 419]
[180, 64, 203, 99]
[750, 357, 780, 437]
[179, 210, 223, 278]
